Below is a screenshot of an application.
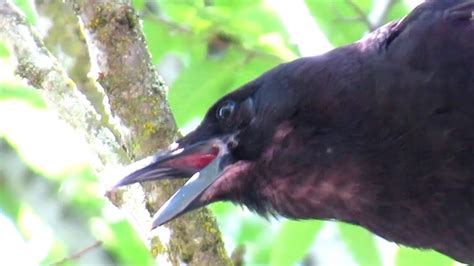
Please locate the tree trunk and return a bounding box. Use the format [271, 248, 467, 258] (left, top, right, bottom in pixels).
[0, 0, 231, 264]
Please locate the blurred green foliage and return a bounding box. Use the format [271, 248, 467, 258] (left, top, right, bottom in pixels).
[0, 0, 459, 265]
[396, 247, 454, 266]
[0, 43, 9, 58]
[338, 223, 382, 266]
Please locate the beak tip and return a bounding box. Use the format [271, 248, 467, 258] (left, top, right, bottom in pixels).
[151, 217, 166, 230]
[112, 173, 137, 188]
[112, 179, 129, 188]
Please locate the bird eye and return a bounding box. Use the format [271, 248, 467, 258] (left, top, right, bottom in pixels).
[217, 100, 236, 121]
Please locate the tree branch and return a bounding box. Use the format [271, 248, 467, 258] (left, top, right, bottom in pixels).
[0, 0, 231, 265]
[339, 0, 398, 31]
[35, 0, 117, 136]
[50, 241, 103, 266]
[0, 0, 123, 167]
[345, 0, 375, 31]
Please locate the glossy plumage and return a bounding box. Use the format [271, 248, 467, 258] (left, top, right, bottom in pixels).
[116, 0, 474, 263]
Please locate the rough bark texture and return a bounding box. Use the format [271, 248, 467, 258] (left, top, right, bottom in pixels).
[0, 0, 231, 264]
[35, 0, 109, 122]
[0, 0, 122, 168]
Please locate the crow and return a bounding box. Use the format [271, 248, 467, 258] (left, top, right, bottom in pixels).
[114, 0, 474, 263]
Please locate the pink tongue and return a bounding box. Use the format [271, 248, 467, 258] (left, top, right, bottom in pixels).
[163, 148, 218, 170]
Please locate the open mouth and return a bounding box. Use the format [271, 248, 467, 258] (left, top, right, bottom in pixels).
[112, 137, 235, 228]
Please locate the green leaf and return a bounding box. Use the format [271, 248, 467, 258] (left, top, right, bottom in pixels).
[91, 220, 154, 266]
[0, 83, 45, 108]
[270, 220, 323, 266]
[160, 0, 212, 33]
[142, 20, 206, 65]
[42, 240, 71, 266]
[14, 0, 37, 25]
[338, 222, 382, 266]
[0, 185, 21, 220]
[305, 0, 372, 46]
[207, 2, 292, 52]
[396, 247, 454, 266]
[208, 201, 239, 217]
[168, 48, 244, 127]
[228, 56, 281, 90]
[236, 217, 270, 245]
[385, 1, 410, 22]
[0, 42, 9, 58]
[160, 0, 295, 56]
[131, 0, 146, 11]
[228, 215, 274, 265]
[252, 239, 273, 264]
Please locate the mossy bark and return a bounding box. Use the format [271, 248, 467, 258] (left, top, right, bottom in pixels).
[0, 0, 231, 265]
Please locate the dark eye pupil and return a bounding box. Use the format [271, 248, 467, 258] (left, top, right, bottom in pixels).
[217, 101, 235, 120]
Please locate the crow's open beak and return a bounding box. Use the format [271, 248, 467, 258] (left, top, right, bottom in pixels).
[112, 137, 234, 229]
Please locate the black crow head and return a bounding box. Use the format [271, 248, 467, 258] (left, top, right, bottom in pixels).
[112, 1, 474, 263]
[113, 61, 313, 228]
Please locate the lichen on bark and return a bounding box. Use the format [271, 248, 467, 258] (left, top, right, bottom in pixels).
[0, 0, 231, 265]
